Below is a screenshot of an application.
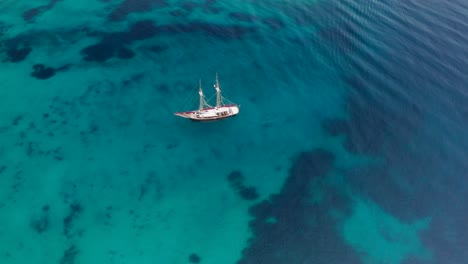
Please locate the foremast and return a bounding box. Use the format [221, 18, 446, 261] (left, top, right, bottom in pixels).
[198, 79, 204, 111]
[215, 73, 221, 107]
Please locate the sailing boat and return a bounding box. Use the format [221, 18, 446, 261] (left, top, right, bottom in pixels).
[174, 73, 240, 121]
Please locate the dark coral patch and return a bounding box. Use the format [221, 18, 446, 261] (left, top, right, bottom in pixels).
[22, 0, 63, 22]
[125, 20, 159, 41]
[63, 202, 83, 238]
[227, 170, 243, 183]
[137, 171, 163, 201]
[347, 166, 432, 222]
[116, 47, 135, 59]
[204, 7, 221, 14]
[55, 64, 72, 72]
[60, 245, 79, 264]
[12, 115, 23, 126]
[261, 17, 285, 30]
[182, 1, 199, 11]
[228, 12, 258, 22]
[81, 43, 115, 62]
[285, 149, 335, 193]
[2, 36, 33, 63]
[201, 0, 221, 14]
[23, 6, 48, 22]
[108, 0, 167, 21]
[188, 253, 201, 263]
[323, 89, 437, 222]
[31, 64, 55, 79]
[169, 10, 188, 17]
[81, 20, 156, 62]
[238, 186, 258, 201]
[169, 0, 217, 16]
[6, 46, 32, 62]
[31, 215, 49, 233]
[31, 205, 51, 233]
[149, 45, 169, 53]
[0, 165, 6, 174]
[238, 149, 360, 264]
[227, 171, 259, 201]
[23, 63, 71, 83]
[80, 20, 254, 62]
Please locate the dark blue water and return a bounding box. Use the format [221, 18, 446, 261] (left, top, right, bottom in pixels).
[0, 1, 467, 263]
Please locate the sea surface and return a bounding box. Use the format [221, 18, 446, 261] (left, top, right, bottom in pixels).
[0, 0, 467, 263]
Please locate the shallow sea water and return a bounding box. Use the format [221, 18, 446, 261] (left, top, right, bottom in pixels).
[1, 1, 467, 263]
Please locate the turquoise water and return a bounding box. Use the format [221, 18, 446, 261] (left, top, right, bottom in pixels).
[1, 1, 467, 263]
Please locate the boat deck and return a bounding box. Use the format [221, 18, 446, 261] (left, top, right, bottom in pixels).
[174, 104, 239, 121]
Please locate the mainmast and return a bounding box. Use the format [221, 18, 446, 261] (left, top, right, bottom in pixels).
[215, 73, 221, 107]
[199, 79, 204, 111]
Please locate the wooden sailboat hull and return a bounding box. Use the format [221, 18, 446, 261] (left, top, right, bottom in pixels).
[174, 105, 239, 121]
[189, 114, 238, 122]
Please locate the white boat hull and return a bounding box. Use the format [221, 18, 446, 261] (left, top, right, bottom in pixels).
[174, 105, 239, 121]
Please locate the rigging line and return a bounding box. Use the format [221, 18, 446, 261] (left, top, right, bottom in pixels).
[180, 95, 197, 112]
[179, 83, 200, 110]
[203, 93, 213, 108]
[206, 93, 216, 105]
[220, 95, 234, 105]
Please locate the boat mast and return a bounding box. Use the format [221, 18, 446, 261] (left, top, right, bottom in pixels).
[215, 73, 221, 107]
[199, 79, 204, 111]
